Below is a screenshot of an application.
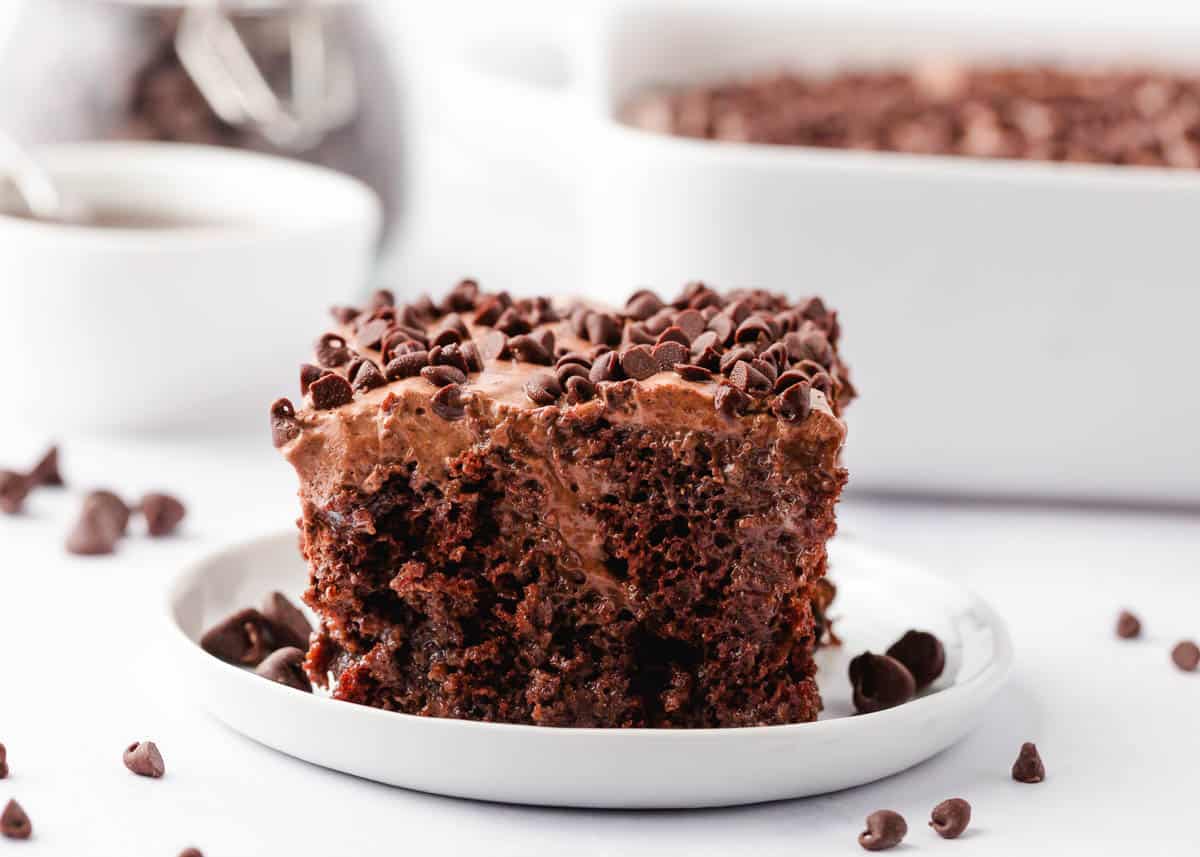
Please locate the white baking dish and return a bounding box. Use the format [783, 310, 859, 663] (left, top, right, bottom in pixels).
[434, 4, 1200, 504]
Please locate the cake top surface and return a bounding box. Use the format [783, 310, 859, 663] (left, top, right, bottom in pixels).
[269, 281, 854, 451]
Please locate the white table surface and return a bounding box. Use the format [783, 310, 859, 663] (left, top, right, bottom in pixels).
[1, 429, 1196, 856]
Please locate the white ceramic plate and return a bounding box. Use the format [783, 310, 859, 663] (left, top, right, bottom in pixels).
[164, 532, 1011, 808]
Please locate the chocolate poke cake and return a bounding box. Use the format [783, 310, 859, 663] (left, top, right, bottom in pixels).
[271, 281, 853, 727]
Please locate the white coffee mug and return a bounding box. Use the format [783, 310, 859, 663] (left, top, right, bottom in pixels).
[434, 4, 1200, 504]
[0, 142, 381, 433]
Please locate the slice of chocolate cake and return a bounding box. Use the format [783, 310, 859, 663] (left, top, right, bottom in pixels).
[271, 281, 853, 727]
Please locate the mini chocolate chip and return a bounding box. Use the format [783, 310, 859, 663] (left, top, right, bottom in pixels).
[299, 363, 324, 396]
[139, 493, 186, 537]
[707, 314, 736, 345]
[350, 360, 384, 393]
[655, 325, 690, 347]
[431, 383, 467, 420]
[430, 343, 470, 374]
[643, 309, 675, 335]
[270, 398, 301, 448]
[734, 315, 772, 343]
[315, 332, 351, 368]
[773, 370, 808, 393]
[750, 357, 778, 384]
[886, 630, 946, 690]
[508, 334, 552, 365]
[390, 323, 429, 349]
[675, 363, 712, 382]
[123, 741, 165, 778]
[719, 346, 756, 374]
[723, 298, 753, 325]
[495, 307, 532, 336]
[798, 327, 834, 365]
[674, 309, 706, 341]
[369, 288, 395, 309]
[620, 345, 658, 380]
[473, 296, 505, 326]
[694, 346, 722, 372]
[849, 652, 916, 714]
[589, 350, 625, 383]
[0, 742, 7, 779]
[479, 330, 510, 361]
[84, 490, 131, 536]
[354, 318, 390, 350]
[1, 799, 30, 840]
[762, 341, 790, 369]
[556, 363, 590, 386]
[1172, 640, 1200, 671]
[430, 328, 462, 348]
[688, 287, 723, 310]
[625, 323, 657, 346]
[179, 848, 204, 857]
[420, 365, 467, 388]
[585, 312, 622, 346]
[1116, 610, 1141, 639]
[773, 382, 812, 422]
[444, 278, 479, 311]
[0, 471, 29, 515]
[524, 372, 563, 406]
[568, 305, 590, 337]
[859, 810, 906, 851]
[385, 350, 430, 380]
[714, 384, 751, 417]
[261, 592, 312, 649]
[460, 341, 484, 373]
[556, 351, 592, 370]
[689, 330, 720, 357]
[28, 445, 63, 488]
[255, 647, 312, 692]
[200, 608, 277, 666]
[410, 294, 438, 319]
[729, 360, 771, 397]
[565, 375, 596, 403]
[625, 289, 664, 320]
[309, 372, 354, 409]
[534, 328, 556, 356]
[652, 341, 689, 371]
[1012, 741, 1045, 783]
[330, 305, 360, 325]
[929, 798, 971, 839]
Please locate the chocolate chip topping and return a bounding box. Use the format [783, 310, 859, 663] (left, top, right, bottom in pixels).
[315, 333, 352, 368]
[620, 345, 658, 381]
[729, 360, 771, 397]
[929, 798, 972, 839]
[299, 363, 324, 397]
[200, 608, 278, 666]
[1012, 741, 1046, 783]
[625, 289, 664, 320]
[651, 341, 688, 371]
[385, 350, 430, 381]
[261, 592, 313, 650]
[420, 364, 467, 388]
[0, 471, 30, 515]
[270, 398, 301, 448]
[1172, 640, 1200, 672]
[564, 375, 596, 403]
[28, 446, 63, 488]
[773, 381, 812, 422]
[849, 652, 916, 714]
[255, 647, 312, 693]
[508, 334, 553, 365]
[431, 383, 467, 420]
[123, 741, 165, 778]
[139, 493, 186, 537]
[1, 799, 31, 840]
[1116, 610, 1141, 639]
[524, 373, 563, 406]
[714, 384, 751, 417]
[585, 312, 622, 347]
[589, 350, 625, 383]
[675, 363, 712, 382]
[309, 373, 353, 410]
[885, 630, 946, 690]
[351, 359, 386, 393]
[859, 810, 907, 851]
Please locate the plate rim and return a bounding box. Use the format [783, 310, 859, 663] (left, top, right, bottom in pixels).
[163, 529, 1014, 741]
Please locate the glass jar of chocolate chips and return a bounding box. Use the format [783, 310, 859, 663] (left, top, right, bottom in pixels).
[0, 0, 403, 240]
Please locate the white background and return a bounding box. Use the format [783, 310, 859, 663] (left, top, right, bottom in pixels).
[1, 2, 1199, 855]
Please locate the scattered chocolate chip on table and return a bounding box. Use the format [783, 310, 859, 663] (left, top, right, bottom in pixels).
[123, 741, 165, 779]
[930, 798, 972, 839]
[0, 799, 31, 840]
[1012, 741, 1046, 783]
[139, 492, 187, 537]
[1171, 640, 1199, 672]
[0, 741, 8, 779]
[858, 810, 907, 851]
[1116, 610, 1142, 639]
